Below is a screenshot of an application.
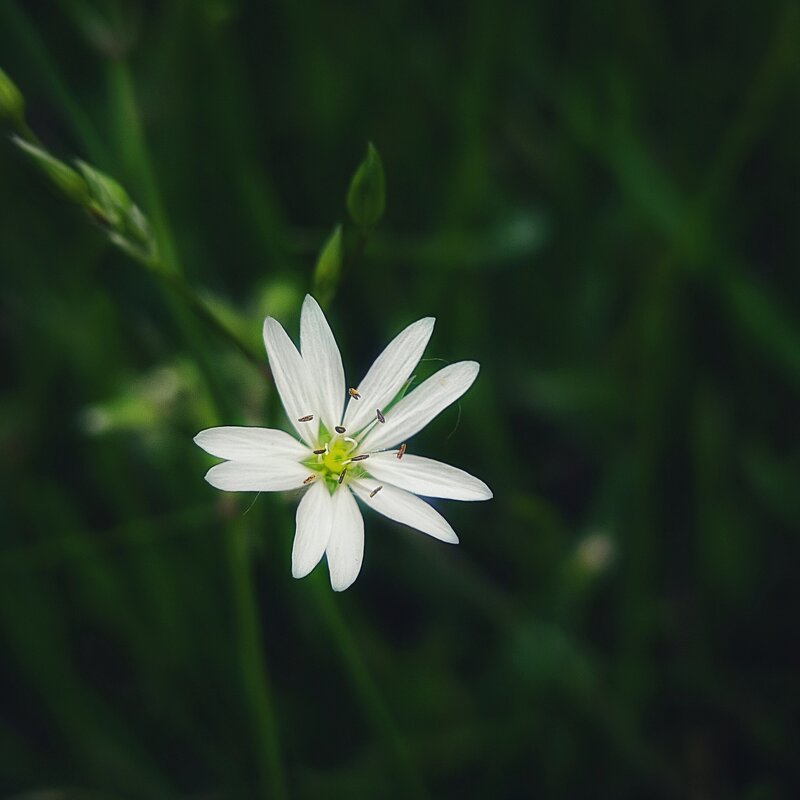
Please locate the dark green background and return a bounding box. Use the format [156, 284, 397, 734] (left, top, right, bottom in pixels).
[1, 1, 799, 798]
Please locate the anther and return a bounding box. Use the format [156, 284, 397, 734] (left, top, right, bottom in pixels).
[338, 469, 346, 485]
[376, 408, 385, 423]
[334, 425, 346, 434]
[348, 388, 361, 400]
[350, 454, 369, 462]
[298, 414, 314, 422]
[369, 485, 383, 498]
[312, 448, 326, 455]
[397, 443, 407, 460]
[303, 475, 316, 485]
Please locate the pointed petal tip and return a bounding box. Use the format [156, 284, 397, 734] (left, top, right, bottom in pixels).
[291, 563, 312, 580]
[203, 464, 227, 490]
[331, 576, 356, 592]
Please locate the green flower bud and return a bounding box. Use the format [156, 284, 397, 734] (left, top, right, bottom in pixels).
[75, 160, 157, 264]
[346, 142, 385, 230]
[13, 137, 90, 205]
[0, 67, 24, 125]
[312, 224, 343, 305]
[75, 159, 132, 227]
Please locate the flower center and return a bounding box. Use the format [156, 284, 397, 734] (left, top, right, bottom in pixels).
[321, 437, 355, 475]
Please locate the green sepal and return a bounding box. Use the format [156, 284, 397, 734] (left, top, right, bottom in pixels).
[346, 142, 386, 230]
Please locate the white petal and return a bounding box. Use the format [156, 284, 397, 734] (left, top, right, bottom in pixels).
[194, 427, 309, 462]
[343, 317, 435, 436]
[359, 361, 479, 452]
[325, 487, 365, 592]
[350, 479, 459, 544]
[365, 452, 492, 501]
[300, 295, 346, 433]
[204, 459, 310, 492]
[292, 480, 333, 579]
[263, 316, 319, 445]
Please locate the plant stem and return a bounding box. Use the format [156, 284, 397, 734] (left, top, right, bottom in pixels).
[310, 577, 428, 798]
[104, 55, 288, 799]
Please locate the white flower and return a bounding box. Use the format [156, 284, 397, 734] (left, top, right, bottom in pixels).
[194, 295, 492, 591]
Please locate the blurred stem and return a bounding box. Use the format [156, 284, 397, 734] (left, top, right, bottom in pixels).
[228, 520, 289, 800]
[103, 55, 287, 798]
[142, 259, 264, 369]
[2, 1, 112, 167]
[310, 576, 428, 798]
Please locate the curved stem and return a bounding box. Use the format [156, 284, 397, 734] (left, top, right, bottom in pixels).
[105, 56, 288, 800]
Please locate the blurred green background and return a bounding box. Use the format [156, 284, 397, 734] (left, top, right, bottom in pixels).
[2, 1, 799, 798]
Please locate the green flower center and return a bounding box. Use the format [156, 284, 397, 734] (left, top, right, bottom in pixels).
[303, 433, 369, 493]
[321, 437, 356, 475]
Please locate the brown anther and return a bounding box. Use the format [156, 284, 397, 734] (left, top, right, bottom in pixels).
[297, 414, 314, 422]
[338, 469, 347, 485]
[313, 448, 326, 455]
[376, 408, 385, 423]
[334, 425, 346, 434]
[350, 454, 369, 462]
[303, 475, 316, 485]
[348, 388, 361, 400]
[397, 443, 407, 460]
[369, 485, 383, 498]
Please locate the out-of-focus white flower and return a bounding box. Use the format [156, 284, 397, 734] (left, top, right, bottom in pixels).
[195, 295, 491, 591]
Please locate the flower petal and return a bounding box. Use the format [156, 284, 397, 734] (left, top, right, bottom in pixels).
[350, 479, 459, 544]
[194, 426, 309, 462]
[325, 487, 365, 591]
[359, 361, 479, 452]
[204, 459, 310, 492]
[292, 480, 333, 579]
[300, 295, 346, 433]
[263, 316, 319, 445]
[365, 452, 492, 501]
[343, 317, 435, 436]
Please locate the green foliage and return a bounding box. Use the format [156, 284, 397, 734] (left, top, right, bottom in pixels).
[1, 2, 799, 799]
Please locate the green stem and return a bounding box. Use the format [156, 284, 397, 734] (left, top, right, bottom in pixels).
[103, 56, 288, 799]
[310, 577, 428, 798]
[2, 1, 113, 167]
[228, 521, 289, 800]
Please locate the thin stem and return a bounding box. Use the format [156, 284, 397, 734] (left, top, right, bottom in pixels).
[310, 576, 428, 798]
[104, 56, 288, 799]
[228, 520, 289, 800]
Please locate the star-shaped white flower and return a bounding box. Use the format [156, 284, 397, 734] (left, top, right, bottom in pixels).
[194, 295, 492, 591]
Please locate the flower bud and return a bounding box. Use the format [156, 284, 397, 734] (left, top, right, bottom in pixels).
[0, 67, 24, 126]
[76, 160, 157, 263]
[346, 142, 385, 229]
[312, 224, 343, 304]
[13, 137, 90, 205]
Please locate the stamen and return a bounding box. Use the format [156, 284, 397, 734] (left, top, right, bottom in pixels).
[369, 485, 383, 498]
[335, 425, 346, 434]
[348, 388, 361, 400]
[303, 475, 316, 485]
[376, 408, 385, 424]
[312, 448, 326, 455]
[297, 414, 314, 422]
[350, 454, 369, 462]
[397, 443, 407, 460]
[338, 469, 346, 485]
